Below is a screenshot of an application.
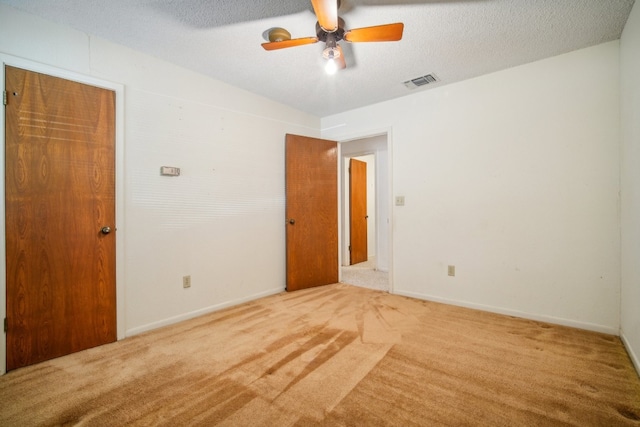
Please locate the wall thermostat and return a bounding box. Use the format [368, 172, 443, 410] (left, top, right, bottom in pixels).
[160, 166, 180, 176]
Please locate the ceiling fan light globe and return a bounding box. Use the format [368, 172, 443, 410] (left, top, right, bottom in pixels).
[325, 58, 339, 75]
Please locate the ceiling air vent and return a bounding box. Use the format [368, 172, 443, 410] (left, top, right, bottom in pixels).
[403, 73, 439, 90]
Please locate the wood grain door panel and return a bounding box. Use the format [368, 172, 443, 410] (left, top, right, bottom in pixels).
[349, 158, 368, 265]
[5, 66, 116, 370]
[285, 134, 338, 291]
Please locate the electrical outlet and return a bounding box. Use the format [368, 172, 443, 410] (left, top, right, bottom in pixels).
[183, 275, 191, 288]
[448, 265, 455, 277]
[395, 196, 405, 206]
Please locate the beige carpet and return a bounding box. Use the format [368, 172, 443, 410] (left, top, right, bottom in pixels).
[1, 283, 639, 426]
[341, 257, 389, 292]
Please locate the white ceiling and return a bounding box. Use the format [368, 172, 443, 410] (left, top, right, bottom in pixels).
[1, 0, 635, 117]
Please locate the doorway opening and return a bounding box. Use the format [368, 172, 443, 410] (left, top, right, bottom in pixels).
[340, 134, 390, 292]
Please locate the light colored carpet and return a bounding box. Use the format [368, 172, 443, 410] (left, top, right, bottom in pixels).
[1, 283, 639, 426]
[341, 256, 389, 292]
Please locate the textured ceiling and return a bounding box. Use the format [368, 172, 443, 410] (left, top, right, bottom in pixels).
[1, 0, 635, 117]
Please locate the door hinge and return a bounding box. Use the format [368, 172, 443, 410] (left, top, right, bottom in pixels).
[2, 91, 7, 106]
[3, 317, 7, 333]
[349, 245, 351, 251]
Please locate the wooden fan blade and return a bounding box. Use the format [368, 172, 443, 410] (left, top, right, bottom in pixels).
[311, 0, 339, 32]
[344, 22, 404, 43]
[336, 45, 346, 69]
[262, 37, 318, 51]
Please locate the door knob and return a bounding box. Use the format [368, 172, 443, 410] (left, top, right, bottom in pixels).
[289, 219, 295, 225]
[100, 226, 112, 234]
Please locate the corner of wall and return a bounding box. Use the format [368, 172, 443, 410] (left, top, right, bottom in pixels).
[620, 0, 640, 378]
[621, 330, 640, 377]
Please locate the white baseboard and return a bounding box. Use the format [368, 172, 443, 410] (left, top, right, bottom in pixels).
[126, 286, 285, 337]
[393, 289, 619, 335]
[620, 331, 640, 377]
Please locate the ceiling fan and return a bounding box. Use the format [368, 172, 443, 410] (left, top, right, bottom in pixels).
[261, 0, 404, 73]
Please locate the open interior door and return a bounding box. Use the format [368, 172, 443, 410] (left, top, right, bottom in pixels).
[349, 158, 368, 265]
[285, 134, 338, 291]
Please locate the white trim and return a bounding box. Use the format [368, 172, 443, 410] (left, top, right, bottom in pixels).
[337, 142, 343, 282]
[621, 331, 640, 377]
[0, 54, 126, 375]
[394, 289, 620, 336]
[387, 128, 394, 293]
[126, 287, 285, 337]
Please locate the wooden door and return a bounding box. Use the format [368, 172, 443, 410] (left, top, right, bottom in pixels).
[285, 134, 338, 291]
[5, 66, 117, 371]
[349, 158, 368, 265]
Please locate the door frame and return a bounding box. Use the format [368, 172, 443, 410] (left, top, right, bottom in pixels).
[337, 129, 393, 291]
[0, 54, 126, 375]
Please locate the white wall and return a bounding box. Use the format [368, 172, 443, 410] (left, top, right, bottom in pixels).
[620, 1, 640, 373]
[323, 42, 621, 334]
[0, 3, 320, 373]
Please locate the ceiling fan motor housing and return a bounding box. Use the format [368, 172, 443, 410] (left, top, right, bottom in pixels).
[316, 18, 345, 42]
